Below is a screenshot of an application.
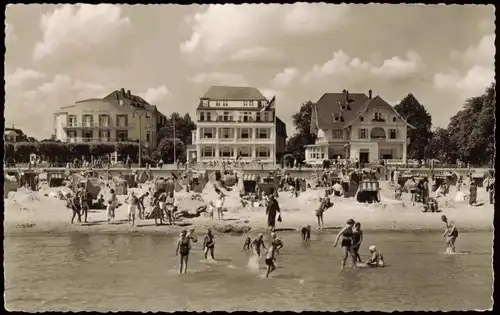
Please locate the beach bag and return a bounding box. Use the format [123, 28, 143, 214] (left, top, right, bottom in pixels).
[277, 214, 282, 223]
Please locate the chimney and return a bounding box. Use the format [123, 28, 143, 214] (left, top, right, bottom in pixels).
[127, 90, 131, 98]
[369, 89, 372, 100]
[121, 88, 125, 96]
[345, 90, 349, 103]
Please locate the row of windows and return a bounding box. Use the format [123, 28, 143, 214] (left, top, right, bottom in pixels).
[201, 100, 268, 107]
[200, 128, 271, 139]
[359, 113, 398, 122]
[358, 128, 397, 139]
[198, 111, 273, 122]
[201, 147, 271, 158]
[66, 130, 152, 142]
[67, 114, 152, 127]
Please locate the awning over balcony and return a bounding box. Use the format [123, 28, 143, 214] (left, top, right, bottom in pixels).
[243, 174, 258, 181]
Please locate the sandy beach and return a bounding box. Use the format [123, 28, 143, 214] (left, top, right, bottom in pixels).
[4, 179, 494, 235]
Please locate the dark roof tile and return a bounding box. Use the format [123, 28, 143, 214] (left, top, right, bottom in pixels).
[201, 86, 267, 101]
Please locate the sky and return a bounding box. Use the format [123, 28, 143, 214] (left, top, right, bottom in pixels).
[4, 3, 495, 139]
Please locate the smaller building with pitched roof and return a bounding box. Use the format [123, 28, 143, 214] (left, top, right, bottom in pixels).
[306, 89, 415, 164]
[190, 86, 286, 164]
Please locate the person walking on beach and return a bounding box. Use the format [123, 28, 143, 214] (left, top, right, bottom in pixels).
[69, 191, 82, 224]
[79, 188, 89, 223]
[176, 230, 191, 274]
[266, 195, 281, 231]
[333, 219, 357, 269]
[441, 215, 459, 254]
[352, 222, 364, 262]
[156, 190, 167, 225]
[215, 189, 225, 221]
[107, 189, 118, 222]
[137, 191, 149, 220]
[165, 191, 176, 225]
[125, 191, 139, 227]
[202, 228, 216, 260]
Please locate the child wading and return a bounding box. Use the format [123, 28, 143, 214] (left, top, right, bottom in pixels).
[203, 229, 215, 260]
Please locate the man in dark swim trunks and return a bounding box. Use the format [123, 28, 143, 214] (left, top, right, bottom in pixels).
[251, 233, 267, 256]
[441, 215, 459, 254]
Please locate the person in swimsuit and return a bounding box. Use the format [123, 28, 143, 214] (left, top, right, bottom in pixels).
[315, 198, 326, 230]
[69, 191, 82, 224]
[155, 190, 167, 225]
[265, 244, 277, 278]
[271, 232, 283, 255]
[176, 230, 191, 274]
[365, 245, 384, 267]
[441, 215, 459, 254]
[125, 191, 139, 227]
[165, 191, 176, 225]
[333, 219, 357, 269]
[137, 191, 150, 219]
[79, 188, 89, 223]
[251, 233, 267, 256]
[301, 225, 311, 242]
[187, 228, 198, 243]
[352, 222, 364, 262]
[243, 237, 252, 251]
[215, 189, 225, 221]
[108, 189, 118, 221]
[203, 228, 216, 260]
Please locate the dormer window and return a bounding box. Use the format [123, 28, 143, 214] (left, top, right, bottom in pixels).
[373, 112, 384, 122]
[341, 104, 347, 111]
[393, 117, 397, 122]
[223, 101, 228, 107]
[203, 100, 208, 106]
[215, 101, 221, 107]
[360, 116, 364, 122]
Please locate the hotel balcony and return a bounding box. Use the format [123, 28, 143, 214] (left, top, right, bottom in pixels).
[197, 117, 273, 123]
[197, 137, 273, 144]
[66, 137, 135, 143]
[62, 122, 134, 129]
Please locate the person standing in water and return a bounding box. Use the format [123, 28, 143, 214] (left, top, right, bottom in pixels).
[271, 232, 284, 255]
[203, 228, 216, 260]
[352, 222, 364, 262]
[176, 230, 191, 274]
[301, 225, 311, 242]
[251, 233, 267, 256]
[315, 197, 327, 230]
[333, 219, 357, 269]
[265, 243, 277, 278]
[441, 215, 459, 254]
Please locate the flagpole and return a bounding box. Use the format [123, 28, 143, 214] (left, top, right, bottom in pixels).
[273, 97, 277, 169]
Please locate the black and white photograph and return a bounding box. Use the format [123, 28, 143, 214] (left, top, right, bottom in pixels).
[3, 3, 495, 312]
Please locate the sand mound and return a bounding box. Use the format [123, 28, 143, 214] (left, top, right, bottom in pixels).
[213, 224, 252, 234]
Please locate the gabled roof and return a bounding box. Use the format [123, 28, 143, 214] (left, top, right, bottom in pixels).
[103, 90, 156, 112]
[312, 92, 369, 131]
[201, 86, 267, 101]
[344, 95, 416, 129]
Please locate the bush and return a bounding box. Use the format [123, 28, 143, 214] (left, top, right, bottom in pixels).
[14, 142, 39, 162]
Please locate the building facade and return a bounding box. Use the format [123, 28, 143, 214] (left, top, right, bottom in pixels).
[53, 88, 168, 150]
[4, 126, 27, 142]
[191, 86, 286, 164]
[306, 89, 414, 164]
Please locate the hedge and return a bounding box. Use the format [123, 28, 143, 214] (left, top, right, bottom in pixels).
[4, 141, 140, 163]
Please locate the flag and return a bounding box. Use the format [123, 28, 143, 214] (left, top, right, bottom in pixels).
[261, 95, 276, 112]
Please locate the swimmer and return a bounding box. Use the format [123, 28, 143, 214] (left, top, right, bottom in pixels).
[333, 219, 357, 269]
[202, 228, 215, 260]
[175, 230, 191, 274]
[243, 237, 252, 251]
[352, 222, 364, 262]
[364, 245, 384, 267]
[187, 228, 198, 243]
[441, 215, 459, 254]
[301, 225, 311, 242]
[265, 243, 277, 278]
[251, 234, 267, 256]
[271, 232, 283, 254]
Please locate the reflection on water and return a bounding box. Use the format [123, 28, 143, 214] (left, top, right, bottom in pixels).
[5, 231, 492, 311]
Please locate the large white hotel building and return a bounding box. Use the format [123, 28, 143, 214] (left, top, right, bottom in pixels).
[189, 86, 287, 164]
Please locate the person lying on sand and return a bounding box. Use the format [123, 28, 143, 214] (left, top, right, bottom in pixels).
[301, 225, 311, 242]
[243, 237, 252, 251]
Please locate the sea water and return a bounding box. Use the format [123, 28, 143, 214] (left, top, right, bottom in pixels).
[4, 231, 492, 311]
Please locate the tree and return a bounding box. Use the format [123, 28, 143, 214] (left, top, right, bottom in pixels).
[154, 112, 196, 162]
[446, 82, 495, 166]
[394, 94, 433, 160]
[425, 128, 453, 163]
[286, 101, 317, 160]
